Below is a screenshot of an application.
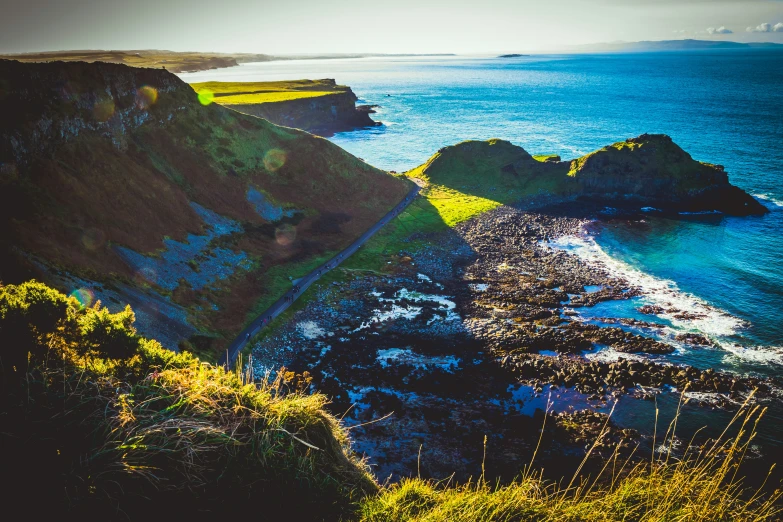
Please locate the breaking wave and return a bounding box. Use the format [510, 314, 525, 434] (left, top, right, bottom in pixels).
[547, 232, 744, 338]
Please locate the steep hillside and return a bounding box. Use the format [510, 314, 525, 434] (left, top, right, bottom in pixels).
[0, 59, 411, 358]
[192, 79, 379, 136]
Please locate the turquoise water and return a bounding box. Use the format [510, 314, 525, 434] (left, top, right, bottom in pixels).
[181, 52, 783, 442]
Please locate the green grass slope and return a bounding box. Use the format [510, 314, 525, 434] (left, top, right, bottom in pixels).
[192, 79, 378, 137]
[0, 59, 411, 359]
[1, 280, 779, 520]
[191, 79, 351, 105]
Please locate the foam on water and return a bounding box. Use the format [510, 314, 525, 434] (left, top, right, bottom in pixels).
[297, 320, 327, 340]
[721, 344, 783, 366]
[376, 348, 460, 371]
[752, 193, 783, 209]
[546, 233, 744, 339]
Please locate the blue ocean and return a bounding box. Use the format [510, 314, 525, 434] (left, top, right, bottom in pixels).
[181, 51, 783, 442]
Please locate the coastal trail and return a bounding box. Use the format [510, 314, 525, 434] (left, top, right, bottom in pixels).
[220, 182, 422, 369]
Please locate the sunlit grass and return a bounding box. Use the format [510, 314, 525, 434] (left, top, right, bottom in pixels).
[360, 393, 782, 521]
[214, 90, 339, 105]
[191, 80, 348, 105]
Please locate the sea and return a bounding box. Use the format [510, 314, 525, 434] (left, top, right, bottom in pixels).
[180, 51, 783, 447]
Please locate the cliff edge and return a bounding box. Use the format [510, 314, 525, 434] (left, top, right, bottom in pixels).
[192, 79, 380, 136]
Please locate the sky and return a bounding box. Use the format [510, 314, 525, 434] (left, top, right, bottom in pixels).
[1, 0, 782, 54]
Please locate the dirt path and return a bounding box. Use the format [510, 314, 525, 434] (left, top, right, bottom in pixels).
[220, 183, 422, 368]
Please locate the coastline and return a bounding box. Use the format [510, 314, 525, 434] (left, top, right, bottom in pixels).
[0, 50, 459, 74]
[249, 197, 781, 481]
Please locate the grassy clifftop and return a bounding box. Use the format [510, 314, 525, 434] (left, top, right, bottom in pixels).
[192, 79, 380, 136]
[192, 79, 352, 105]
[1, 280, 778, 520]
[0, 60, 410, 359]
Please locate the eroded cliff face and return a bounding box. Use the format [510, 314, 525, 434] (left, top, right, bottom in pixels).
[0, 59, 192, 165]
[225, 85, 379, 137]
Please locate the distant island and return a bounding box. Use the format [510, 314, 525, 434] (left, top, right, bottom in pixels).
[0, 49, 457, 73]
[569, 39, 783, 53]
[498, 53, 529, 58]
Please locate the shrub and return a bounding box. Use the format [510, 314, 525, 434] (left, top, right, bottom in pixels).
[0, 279, 73, 372]
[76, 302, 139, 359]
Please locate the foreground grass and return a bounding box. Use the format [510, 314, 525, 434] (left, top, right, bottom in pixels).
[361, 396, 781, 521]
[1, 280, 779, 520]
[0, 280, 374, 519]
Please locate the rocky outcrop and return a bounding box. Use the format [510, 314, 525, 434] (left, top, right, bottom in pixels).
[419, 134, 767, 216]
[0, 59, 192, 166]
[224, 81, 380, 137]
[569, 134, 767, 215]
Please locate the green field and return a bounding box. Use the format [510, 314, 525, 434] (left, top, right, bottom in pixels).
[191, 79, 349, 106]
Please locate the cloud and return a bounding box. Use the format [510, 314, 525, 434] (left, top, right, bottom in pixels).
[746, 22, 783, 32]
[706, 26, 733, 34]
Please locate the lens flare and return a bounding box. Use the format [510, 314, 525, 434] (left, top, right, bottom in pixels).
[136, 85, 158, 109]
[263, 149, 287, 172]
[81, 228, 106, 251]
[275, 224, 296, 246]
[197, 89, 214, 106]
[93, 98, 115, 122]
[70, 288, 95, 308]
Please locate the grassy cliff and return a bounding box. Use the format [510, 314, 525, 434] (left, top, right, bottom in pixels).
[192, 79, 380, 136]
[192, 79, 350, 104]
[0, 60, 410, 359]
[1, 280, 779, 520]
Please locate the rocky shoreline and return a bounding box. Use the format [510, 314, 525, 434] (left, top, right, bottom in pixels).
[250, 199, 778, 482]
